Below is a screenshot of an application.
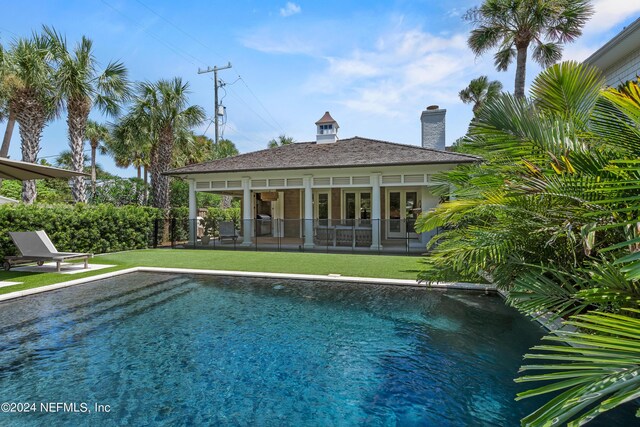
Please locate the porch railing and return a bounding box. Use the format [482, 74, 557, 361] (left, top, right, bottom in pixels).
[152, 218, 438, 256]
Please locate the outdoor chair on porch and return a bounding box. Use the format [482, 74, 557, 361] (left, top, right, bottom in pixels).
[219, 221, 239, 243]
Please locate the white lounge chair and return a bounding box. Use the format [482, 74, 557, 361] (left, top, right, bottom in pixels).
[4, 230, 93, 272]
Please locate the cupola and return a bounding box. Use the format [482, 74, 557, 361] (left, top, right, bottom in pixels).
[315, 111, 339, 143]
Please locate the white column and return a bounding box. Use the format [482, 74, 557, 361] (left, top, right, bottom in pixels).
[370, 172, 382, 250]
[242, 177, 252, 245]
[420, 186, 433, 246]
[188, 179, 197, 246]
[303, 175, 314, 248]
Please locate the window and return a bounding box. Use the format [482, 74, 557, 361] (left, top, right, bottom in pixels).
[319, 124, 334, 134]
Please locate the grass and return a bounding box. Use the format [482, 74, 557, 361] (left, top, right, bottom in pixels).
[0, 249, 423, 295]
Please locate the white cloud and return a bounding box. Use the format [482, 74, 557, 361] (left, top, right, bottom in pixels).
[586, 0, 640, 32]
[301, 27, 479, 118]
[280, 2, 301, 18]
[242, 32, 314, 55]
[561, 1, 640, 62]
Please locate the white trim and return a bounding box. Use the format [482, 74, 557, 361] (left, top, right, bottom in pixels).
[385, 187, 421, 238]
[0, 266, 495, 303]
[313, 189, 332, 222]
[192, 169, 449, 194]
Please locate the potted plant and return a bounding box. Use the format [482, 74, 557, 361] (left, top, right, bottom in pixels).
[199, 217, 214, 245]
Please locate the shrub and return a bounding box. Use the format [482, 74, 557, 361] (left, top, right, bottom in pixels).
[0, 203, 161, 259]
[207, 207, 241, 227]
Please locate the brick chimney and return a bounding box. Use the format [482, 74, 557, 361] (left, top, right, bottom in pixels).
[421, 105, 446, 151]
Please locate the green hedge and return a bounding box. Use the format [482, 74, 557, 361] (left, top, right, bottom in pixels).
[0, 203, 161, 259]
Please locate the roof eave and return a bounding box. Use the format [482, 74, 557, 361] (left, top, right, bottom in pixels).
[164, 158, 479, 176]
[584, 17, 640, 68]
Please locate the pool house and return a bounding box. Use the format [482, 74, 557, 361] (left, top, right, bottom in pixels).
[166, 109, 477, 253]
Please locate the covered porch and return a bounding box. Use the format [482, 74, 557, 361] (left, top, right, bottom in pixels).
[185, 168, 444, 254]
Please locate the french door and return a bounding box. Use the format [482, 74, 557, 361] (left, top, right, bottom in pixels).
[387, 190, 419, 238]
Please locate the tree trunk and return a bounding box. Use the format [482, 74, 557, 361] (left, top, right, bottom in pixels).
[90, 141, 97, 196]
[143, 164, 149, 205]
[67, 97, 90, 203]
[152, 127, 173, 211]
[0, 109, 15, 158]
[137, 165, 141, 180]
[222, 195, 232, 209]
[514, 45, 528, 99]
[12, 93, 47, 204]
[0, 109, 16, 188]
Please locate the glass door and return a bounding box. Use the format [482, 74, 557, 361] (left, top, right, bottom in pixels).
[387, 190, 421, 238]
[388, 191, 402, 237]
[405, 191, 418, 235]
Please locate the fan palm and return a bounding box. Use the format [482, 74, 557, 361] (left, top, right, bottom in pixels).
[416, 61, 640, 424]
[44, 26, 130, 203]
[124, 78, 205, 210]
[214, 138, 239, 159]
[0, 32, 59, 204]
[516, 310, 640, 426]
[267, 134, 294, 148]
[84, 120, 111, 195]
[108, 114, 153, 204]
[465, 0, 593, 98]
[459, 76, 503, 116]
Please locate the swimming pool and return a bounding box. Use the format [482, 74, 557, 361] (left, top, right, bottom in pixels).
[0, 272, 633, 426]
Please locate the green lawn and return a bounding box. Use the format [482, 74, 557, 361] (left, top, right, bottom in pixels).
[0, 249, 423, 295]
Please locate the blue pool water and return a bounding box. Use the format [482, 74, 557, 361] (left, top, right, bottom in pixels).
[0, 272, 635, 426]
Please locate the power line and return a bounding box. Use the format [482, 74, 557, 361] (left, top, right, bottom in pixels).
[102, 0, 286, 144]
[116, 0, 286, 136]
[225, 85, 281, 133]
[100, 0, 207, 68]
[224, 123, 263, 147]
[133, 0, 226, 60]
[238, 76, 285, 133]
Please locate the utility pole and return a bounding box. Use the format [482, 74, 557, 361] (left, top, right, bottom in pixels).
[198, 62, 232, 144]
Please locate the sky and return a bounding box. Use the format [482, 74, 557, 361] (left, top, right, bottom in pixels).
[1, 0, 639, 177]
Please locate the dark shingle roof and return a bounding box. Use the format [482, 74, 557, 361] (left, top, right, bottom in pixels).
[315, 111, 337, 125]
[166, 137, 479, 175]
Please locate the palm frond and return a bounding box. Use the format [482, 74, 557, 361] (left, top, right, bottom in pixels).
[516, 309, 640, 427]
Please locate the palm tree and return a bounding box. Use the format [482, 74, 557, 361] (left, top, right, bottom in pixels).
[55, 149, 88, 170]
[44, 26, 130, 203]
[108, 115, 153, 203]
[416, 61, 640, 425]
[173, 134, 239, 166]
[84, 120, 111, 195]
[0, 33, 59, 204]
[214, 138, 239, 159]
[124, 78, 205, 210]
[465, 0, 593, 98]
[267, 134, 295, 148]
[212, 137, 239, 208]
[458, 76, 503, 116]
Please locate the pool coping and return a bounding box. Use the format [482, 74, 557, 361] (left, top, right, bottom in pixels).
[0, 266, 495, 303]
